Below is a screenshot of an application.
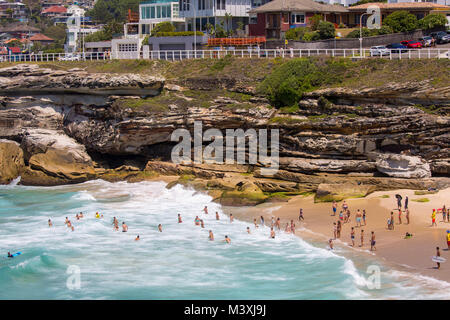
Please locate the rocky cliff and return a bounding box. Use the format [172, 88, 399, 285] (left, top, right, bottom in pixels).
[0, 63, 449, 204]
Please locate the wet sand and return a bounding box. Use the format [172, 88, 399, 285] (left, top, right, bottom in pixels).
[224, 187, 450, 283]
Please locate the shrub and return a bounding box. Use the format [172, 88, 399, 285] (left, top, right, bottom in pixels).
[317, 21, 335, 39]
[338, 23, 346, 29]
[374, 25, 394, 35]
[418, 13, 447, 30]
[309, 14, 323, 31]
[302, 31, 320, 42]
[150, 21, 175, 36]
[285, 27, 309, 40]
[383, 11, 418, 33]
[346, 28, 371, 38]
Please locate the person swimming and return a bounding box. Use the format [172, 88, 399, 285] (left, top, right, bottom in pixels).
[178, 214, 182, 223]
[76, 214, 80, 220]
[194, 216, 200, 226]
[65, 217, 69, 225]
[96, 212, 100, 219]
[48, 219, 52, 227]
[122, 222, 128, 232]
[135, 235, 140, 241]
[247, 226, 251, 234]
[7, 252, 12, 258]
[224, 235, 231, 244]
[158, 224, 162, 232]
[209, 230, 214, 241]
[230, 214, 234, 223]
[79, 212, 84, 218]
[270, 227, 275, 239]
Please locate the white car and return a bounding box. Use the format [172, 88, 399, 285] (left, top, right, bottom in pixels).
[58, 53, 81, 61]
[370, 46, 390, 56]
[438, 50, 449, 59]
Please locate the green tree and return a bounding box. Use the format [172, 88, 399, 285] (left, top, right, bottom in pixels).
[383, 11, 418, 33]
[309, 14, 323, 31]
[317, 21, 335, 39]
[84, 21, 124, 42]
[87, 0, 140, 24]
[418, 13, 447, 30]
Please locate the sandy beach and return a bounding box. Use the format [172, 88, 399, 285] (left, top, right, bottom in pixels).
[225, 187, 450, 283]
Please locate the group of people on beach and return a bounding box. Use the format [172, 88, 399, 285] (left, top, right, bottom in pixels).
[329, 200, 376, 252]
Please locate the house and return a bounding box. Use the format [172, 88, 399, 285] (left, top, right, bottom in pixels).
[0, 24, 41, 38]
[178, 0, 252, 33]
[29, 34, 55, 45]
[348, 2, 450, 26]
[139, 0, 185, 34]
[248, 0, 348, 39]
[42, 5, 68, 17]
[0, 1, 28, 23]
[65, 25, 100, 52]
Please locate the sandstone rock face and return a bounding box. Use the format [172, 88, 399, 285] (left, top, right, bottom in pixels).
[0, 64, 164, 96]
[315, 183, 377, 202]
[19, 129, 95, 185]
[375, 153, 432, 179]
[0, 139, 24, 184]
[279, 157, 376, 174]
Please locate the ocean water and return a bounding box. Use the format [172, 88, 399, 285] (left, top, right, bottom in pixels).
[0, 179, 449, 300]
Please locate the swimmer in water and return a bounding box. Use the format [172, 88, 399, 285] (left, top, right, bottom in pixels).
[122, 222, 128, 232]
[135, 235, 140, 241]
[96, 212, 100, 219]
[209, 230, 214, 241]
[76, 213, 80, 220]
[194, 216, 200, 226]
[329, 239, 333, 250]
[270, 227, 275, 239]
[79, 212, 84, 218]
[224, 235, 231, 244]
[203, 206, 208, 214]
[178, 214, 182, 223]
[200, 220, 205, 228]
[285, 223, 290, 233]
[247, 226, 251, 234]
[158, 224, 162, 232]
[254, 218, 258, 228]
[48, 219, 52, 227]
[7, 252, 12, 258]
[216, 212, 220, 220]
[71, 225, 75, 232]
[67, 220, 72, 228]
[230, 214, 234, 223]
[65, 217, 69, 225]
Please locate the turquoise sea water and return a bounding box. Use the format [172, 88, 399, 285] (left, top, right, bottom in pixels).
[1, 179, 449, 300]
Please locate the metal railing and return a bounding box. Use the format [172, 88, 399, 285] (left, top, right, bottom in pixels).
[2, 48, 449, 62]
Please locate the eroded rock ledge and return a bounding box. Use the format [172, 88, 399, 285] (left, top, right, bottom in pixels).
[0, 64, 449, 204]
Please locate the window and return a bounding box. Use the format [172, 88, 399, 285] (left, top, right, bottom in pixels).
[162, 5, 167, 17]
[292, 12, 305, 24]
[157, 5, 161, 18]
[118, 44, 137, 52]
[250, 13, 257, 24]
[151, 6, 155, 18]
[180, 0, 190, 11]
[216, 0, 225, 10]
[173, 3, 179, 17]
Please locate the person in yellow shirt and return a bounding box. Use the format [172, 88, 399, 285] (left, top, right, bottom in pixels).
[432, 209, 437, 227]
[95, 212, 100, 219]
[446, 231, 450, 250]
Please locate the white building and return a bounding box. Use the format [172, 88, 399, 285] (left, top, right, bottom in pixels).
[178, 0, 252, 33]
[388, 0, 450, 6]
[65, 26, 100, 52]
[139, 0, 185, 34]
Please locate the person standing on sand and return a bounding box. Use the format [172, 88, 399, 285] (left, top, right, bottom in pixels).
[446, 231, 450, 250]
[299, 209, 304, 221]
[442, 206, 446, 222]
[448, 209, 450, 223]
[203, 206, 208, 214]
[350, 227, 355, 247]
[390, 212, 395, 230]
[360, 230, 364, 247]
[342, 201, 348, 212]
[436, 247, 441, 269]
[432, 209, 437, 227]
[405, 209, 410, 224]
[337, 220, 342, 238]
[404, 196, 408, 210]
[398, 209, 402, 225]
[332, 201, 337, 216]
[230, 214, 234, 223]
[355, 210, 362, 227]
[362, 210, 367, 226]
[333, 222, 337, 239]
[370, 232, 376, 251]
[339, 211, 344, 222]
[276, 217, 281, 230]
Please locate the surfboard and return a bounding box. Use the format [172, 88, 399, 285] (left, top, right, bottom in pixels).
[7, 252, 21, 258]
[432, 256, 446, 263]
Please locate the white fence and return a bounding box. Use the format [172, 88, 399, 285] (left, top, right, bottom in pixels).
[2, 48, 449, 62]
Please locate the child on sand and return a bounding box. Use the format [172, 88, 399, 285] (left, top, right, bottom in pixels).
[299, 209, 304, 221]
[370, 232, 376, 251]
[398, 209, 402, 225]
[405, 209, 410, 224]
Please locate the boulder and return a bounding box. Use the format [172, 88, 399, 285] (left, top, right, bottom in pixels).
[0, 139, 24, 184]
[376, 153, 431, 179]
[19, 129, 95, 185]
[315, 183, 376, 202]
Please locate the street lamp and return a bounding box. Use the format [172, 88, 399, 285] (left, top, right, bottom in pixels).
[359, 12, 369, 58]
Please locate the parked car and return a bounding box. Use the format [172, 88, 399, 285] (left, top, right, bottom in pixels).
[419, 36, 433, 47]
[58, 53, 81, 61]
[438, 50, 449, 59]
[430, 31, 450, 44]
[400, 40, 422, 48]
[370, 45, 390, 56]
[386, 43, 408, 53]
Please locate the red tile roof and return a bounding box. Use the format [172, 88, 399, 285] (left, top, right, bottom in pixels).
[349, 2, 450, 10]
[42, 5, 67, 14]
[29, 33, 54, 41]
